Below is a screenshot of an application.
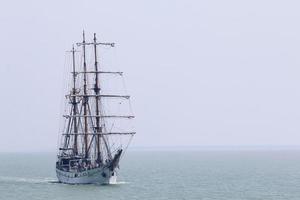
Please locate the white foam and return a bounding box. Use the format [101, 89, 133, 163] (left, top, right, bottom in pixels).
[110, 181, 129, 185]
[0, 176, 57, 184]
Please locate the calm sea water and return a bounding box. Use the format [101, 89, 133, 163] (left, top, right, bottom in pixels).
[0, 150, 300, 200]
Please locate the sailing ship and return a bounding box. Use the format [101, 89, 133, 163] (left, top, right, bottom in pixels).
[56, 32, 135, 184]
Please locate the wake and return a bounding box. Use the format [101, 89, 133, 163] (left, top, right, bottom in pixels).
[0, 176, 58, 184]
[0, 176, 129, 186]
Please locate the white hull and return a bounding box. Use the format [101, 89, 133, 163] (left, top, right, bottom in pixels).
[56, 167, 117, 184]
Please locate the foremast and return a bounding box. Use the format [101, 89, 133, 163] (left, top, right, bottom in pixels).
[93, 33, 102, 162]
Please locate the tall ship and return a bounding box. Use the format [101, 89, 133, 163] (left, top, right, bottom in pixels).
[56, 32, 135, 184]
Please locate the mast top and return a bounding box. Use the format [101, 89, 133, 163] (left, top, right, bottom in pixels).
[83, 30, 86, 43]
[76, 32, 115, 47]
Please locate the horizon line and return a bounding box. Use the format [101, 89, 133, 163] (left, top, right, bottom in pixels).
[2, 145, 300, 153]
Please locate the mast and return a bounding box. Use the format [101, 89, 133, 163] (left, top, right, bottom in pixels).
[71, 45, 78, 155]
[82, 31, 89, 158]
[93, 33, 102, 162]
[74, 32, 134, 161]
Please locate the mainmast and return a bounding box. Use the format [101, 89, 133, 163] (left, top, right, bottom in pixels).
[82, 31, 89, 158]
[93, 33, 102, 162]
[71, 45, 78, 155]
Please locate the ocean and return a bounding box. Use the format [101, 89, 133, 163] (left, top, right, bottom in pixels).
[0, 150, 300, 200]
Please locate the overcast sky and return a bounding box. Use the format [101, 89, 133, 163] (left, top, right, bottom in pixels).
[0, 0, 300, 152]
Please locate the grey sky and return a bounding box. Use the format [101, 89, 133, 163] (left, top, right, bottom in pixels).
[0, 0, 299, 152]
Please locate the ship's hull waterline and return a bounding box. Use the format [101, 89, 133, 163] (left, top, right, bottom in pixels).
[56, 167, 117, 184]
